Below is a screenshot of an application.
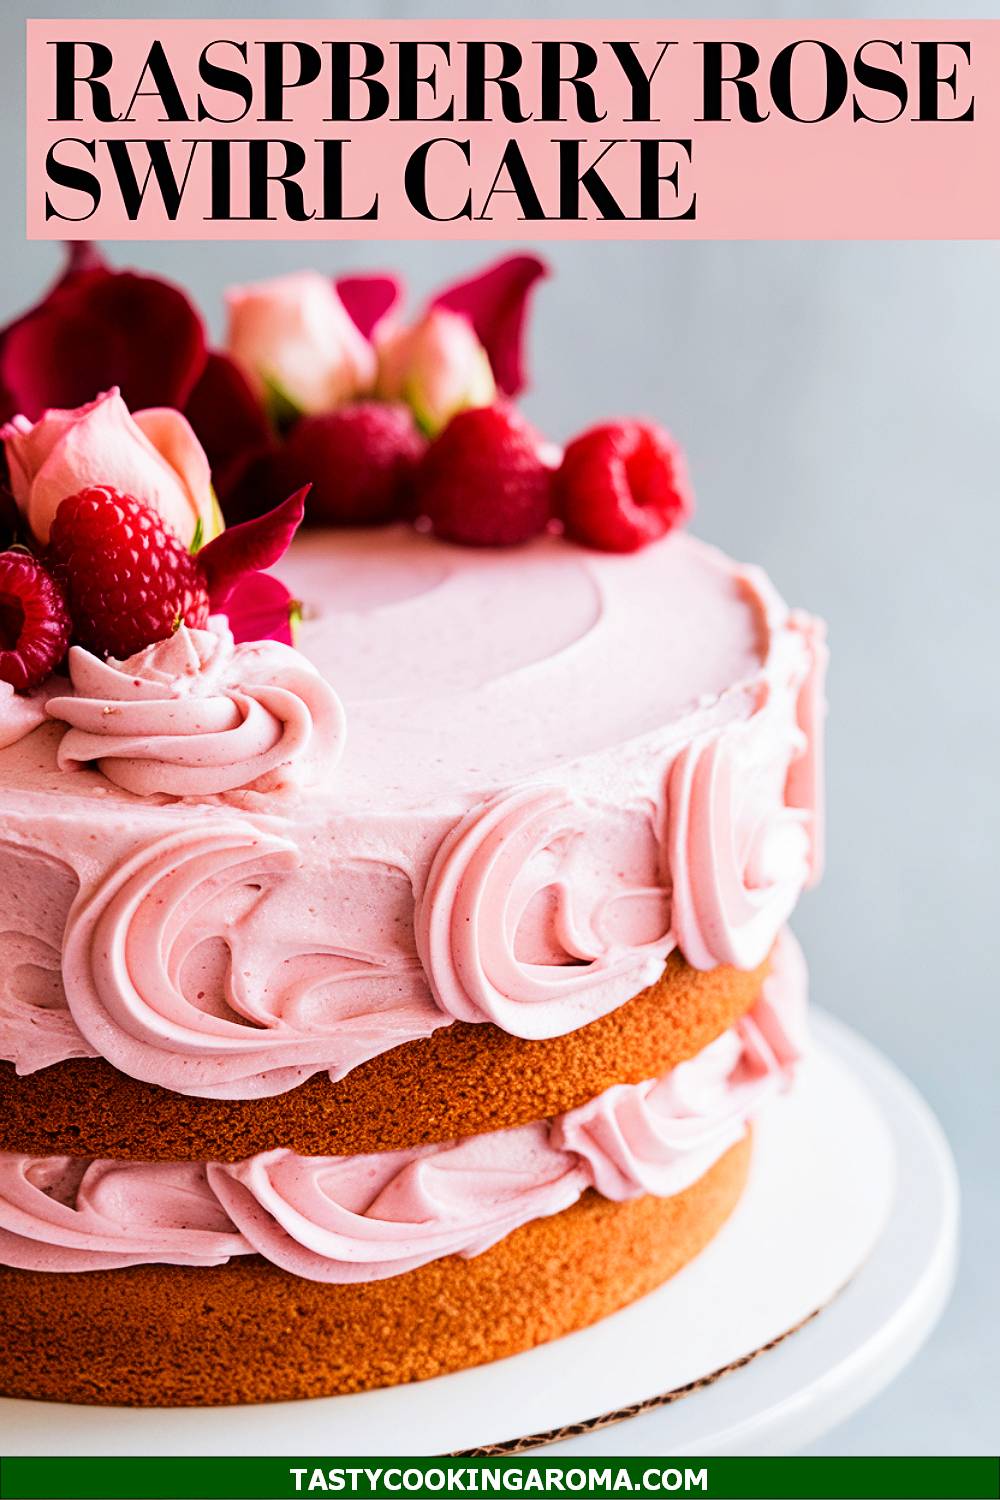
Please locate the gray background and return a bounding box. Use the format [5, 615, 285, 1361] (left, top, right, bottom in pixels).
[3, 0, 998, 1458]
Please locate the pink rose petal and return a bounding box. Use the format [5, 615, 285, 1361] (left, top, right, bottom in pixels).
[2, 388, 214, 547]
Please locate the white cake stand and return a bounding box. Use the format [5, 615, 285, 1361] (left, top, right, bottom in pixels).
[0, 1012, 958, 1458]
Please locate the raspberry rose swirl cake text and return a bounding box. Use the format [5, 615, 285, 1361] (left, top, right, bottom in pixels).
[0, 944, 804, 1279]
[59, 823, 445, 1097]
[47, 622, 345, 798]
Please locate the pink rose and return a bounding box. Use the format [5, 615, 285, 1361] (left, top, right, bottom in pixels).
[226, 271, 376, 418]
[2, 388, 217, 548]
[375, 308, 496, 435]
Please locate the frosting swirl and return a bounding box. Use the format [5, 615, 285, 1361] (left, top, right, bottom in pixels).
[0, 842, 95, 1074]
[0, 1157, 245, 1272]
[0, 531, 828, 1092]
[47, 624, 345, 797]
[60, 823, 445, 1097]
[208, 1129, 586, 1283]
[666, 710, 812, 971]
[553, 928, 806, 1198]
[785, 612, 828, 886]
[415, 787, 672, 1038]
[0, 942, 805, 1278]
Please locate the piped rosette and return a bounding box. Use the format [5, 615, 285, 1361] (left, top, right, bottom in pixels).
[54, 822, 445, 1098]
[47, 621, 344, 798]
[415, 787, 673, 1038]
[0, 931, 806, 1280]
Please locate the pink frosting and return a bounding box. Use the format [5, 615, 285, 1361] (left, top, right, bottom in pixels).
[666, 605, 823, 972]
[552, 928, 806, 1197]
[0, 1158, 245, 1272]
[418, 587, 824, 1011]
[58, 823, 445, 1098]
[0, 680, 59, 749]
[0, 841, 94, 1074]
[208, 1127, 585, 1283]
[785, 611, 828, 886]
[0, 937, 805, 1278]
[415, 787, 671, 1038]
[0, 528, 825, 1097]
[47, 623, 345, 798]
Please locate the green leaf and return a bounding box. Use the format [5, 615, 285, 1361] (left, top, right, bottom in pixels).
[262, 371, 304, 433]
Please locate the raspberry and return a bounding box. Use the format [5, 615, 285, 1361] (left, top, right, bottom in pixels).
[0, 550, 71, 690]
[280, 402, 425, 527]
[555, 421, 693, 553]
[48, 487, 210, 660]
[412, 405, 552, 547]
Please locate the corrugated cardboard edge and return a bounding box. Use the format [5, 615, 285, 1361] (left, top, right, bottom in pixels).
[454, 1297, 833, 1456]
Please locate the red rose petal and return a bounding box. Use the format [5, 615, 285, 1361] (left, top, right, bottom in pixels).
[223, 570, 297, 646]
[431, 254, 548, 397]
[0, 268, 207, 421]
[198, 487, 308, 611]
[336, 273, 403, 340]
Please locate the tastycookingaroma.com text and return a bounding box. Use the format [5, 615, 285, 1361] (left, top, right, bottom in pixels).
[288, 1469, 710, 1493]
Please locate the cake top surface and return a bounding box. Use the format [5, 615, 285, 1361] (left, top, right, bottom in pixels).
[0, 524, 775, 819]
[289, 523, 773, 810]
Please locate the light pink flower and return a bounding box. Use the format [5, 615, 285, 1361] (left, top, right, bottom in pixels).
[1, 388, 217, 547]
[375, 308, 496, 435]
[225, 271, 376, 417]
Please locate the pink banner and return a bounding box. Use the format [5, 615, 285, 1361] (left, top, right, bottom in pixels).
[26, 19, 1000, 239]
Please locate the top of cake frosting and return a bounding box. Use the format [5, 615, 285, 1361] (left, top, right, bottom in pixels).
[1, 523, 785, 821]
[277, 526, 768, 813]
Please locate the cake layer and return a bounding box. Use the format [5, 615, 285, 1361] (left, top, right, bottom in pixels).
[0, 1140, 750, 1406]
[0, 528, 825, 1102]
[0, 948, 772, 1160]
[0, 965, 800, 1279]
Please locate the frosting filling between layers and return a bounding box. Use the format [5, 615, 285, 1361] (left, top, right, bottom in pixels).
[0, 933, 805, 1281]
[0, 529, 826, 1097]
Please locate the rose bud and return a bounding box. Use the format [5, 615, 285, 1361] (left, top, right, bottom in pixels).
[375, 308, 496, 436]
[1, 387, 219, 549]
[225, 270, 376, 421]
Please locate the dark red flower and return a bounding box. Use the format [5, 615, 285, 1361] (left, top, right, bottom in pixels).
[184, 351, 275, 501]
[0, 244, 274, 522]
[0, 252, 207, 421]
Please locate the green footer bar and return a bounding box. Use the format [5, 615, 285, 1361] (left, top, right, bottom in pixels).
[0, 1456, 996, 1500]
